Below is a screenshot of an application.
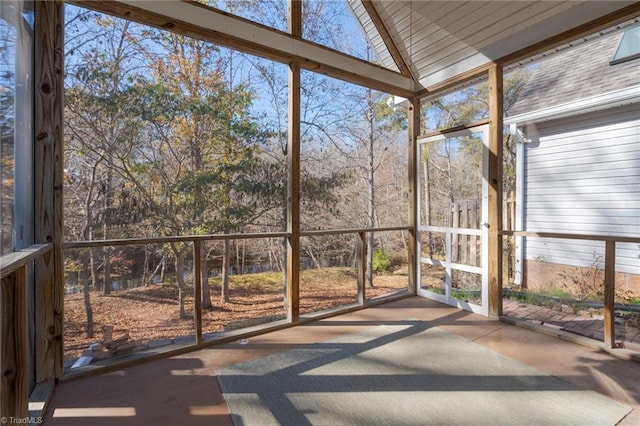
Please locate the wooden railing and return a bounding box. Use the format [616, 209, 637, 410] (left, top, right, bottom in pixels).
[301, 226, 410, 305]
[503, 231, 640, 348]
[0, 244, 52, 419]
[62, 226, 411, 355]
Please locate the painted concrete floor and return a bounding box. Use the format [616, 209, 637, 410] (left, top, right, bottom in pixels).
[43, 297, 640, 425]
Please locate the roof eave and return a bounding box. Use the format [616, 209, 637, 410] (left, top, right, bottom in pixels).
[505, 85, 640, 126]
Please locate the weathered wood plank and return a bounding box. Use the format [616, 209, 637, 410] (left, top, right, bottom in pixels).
[1, 268, 29, 419]
[488, 64, 503, 317]
[407, 97, 420, 295]
[286, 0, 302, 322]
[34, 0, 65, 382]
[0, 244, 51, 279]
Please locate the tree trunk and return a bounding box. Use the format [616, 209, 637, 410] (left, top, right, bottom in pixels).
[142, 245, 150, 286]
[201, 242, 212, 309]
[160, 253, 166, 283]
[221, 236, 230, 303]
[103, 247, 111, 295]
[89, 247, 97, 291]
[366, 232, 374, 288]
[366, 89, 376, 288]
[171, 243, 187, 319]
[81, 256, 94, 338]
[423, 152, 433, 255]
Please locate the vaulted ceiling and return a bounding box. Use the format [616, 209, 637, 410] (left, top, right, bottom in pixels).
[74, 1, 640, 96]
[351, 1, 639, 90]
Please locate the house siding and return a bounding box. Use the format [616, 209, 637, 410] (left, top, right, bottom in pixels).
[522, 105, 640, 274]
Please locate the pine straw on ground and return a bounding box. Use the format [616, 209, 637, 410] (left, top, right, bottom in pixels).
[64, 268, 408, 361]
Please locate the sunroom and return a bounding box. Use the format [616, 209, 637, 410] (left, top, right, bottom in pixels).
[1, 1, 639, 424]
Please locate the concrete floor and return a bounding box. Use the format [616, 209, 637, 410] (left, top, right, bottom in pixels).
[43, 297, 640, 425]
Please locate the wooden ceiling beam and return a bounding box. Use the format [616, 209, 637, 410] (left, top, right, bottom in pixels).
[69, 0, 415, 97]
[361, 0, 415, 79]
[415, 64, 491, 99]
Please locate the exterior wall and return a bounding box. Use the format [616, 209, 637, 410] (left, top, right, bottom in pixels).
[524, 260, 640, 298]
[522, 104, 640, 277]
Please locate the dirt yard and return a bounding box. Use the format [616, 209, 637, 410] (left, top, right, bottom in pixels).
[64, 268, 408, 362]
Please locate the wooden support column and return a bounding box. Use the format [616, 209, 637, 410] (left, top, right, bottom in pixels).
[286, 0, 301, 322]
[407, 97, 420, 295]
[603, 241, 616, 348]
[34, 0, 65, 381]
[193, 241, 203, 345]
[487, 64, 503, 317]
[1, 268, 29, 419]
[357, 232, 367, 304]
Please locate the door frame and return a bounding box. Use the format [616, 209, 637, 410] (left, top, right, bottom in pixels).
[416, 125, 489, 316]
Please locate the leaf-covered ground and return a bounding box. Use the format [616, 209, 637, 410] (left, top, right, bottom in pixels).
[64, 268, 408, 362]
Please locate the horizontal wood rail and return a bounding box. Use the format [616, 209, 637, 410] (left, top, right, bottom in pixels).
[60, 226, 412, 375]
[1, 244, 52, 419]
[0, 244, 52, 278]
[502, 230, 640, 244]
[502, 231, 639, 348]
[63, 232, 289, 249]
[301, 226, 410, 238]
[301, 227, 410, 302]
[63, 227, 412, 248]
[418, 119, 490, 140]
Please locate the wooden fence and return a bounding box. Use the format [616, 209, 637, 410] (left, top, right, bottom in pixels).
[450, 199, 480, 266]
[449, 191, 515, 280]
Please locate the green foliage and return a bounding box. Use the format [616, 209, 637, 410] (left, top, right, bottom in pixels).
[372, 248, 391, 273]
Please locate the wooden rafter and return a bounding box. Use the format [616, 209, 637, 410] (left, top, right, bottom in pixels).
[69, 0, 415, 97]
[361, 0, 415, 80]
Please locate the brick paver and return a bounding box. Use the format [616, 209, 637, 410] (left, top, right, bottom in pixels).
[503, 298, 640, 349]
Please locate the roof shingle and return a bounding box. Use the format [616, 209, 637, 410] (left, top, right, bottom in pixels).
[508, 30, 640, 116]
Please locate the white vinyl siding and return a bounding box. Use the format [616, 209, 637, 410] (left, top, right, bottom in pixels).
[522, 105, 640, 274]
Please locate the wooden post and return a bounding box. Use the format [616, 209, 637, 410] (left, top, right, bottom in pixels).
[487, 64, 503, 317]
[34, 0, 65, 381]
[452, 203, 460, 263]
[603, 241, 616, 348]
[286, 0, 302, 322]
[193, 240, 203, 344]
[357, 232, 367, 304]
[407, 97, 420, 295]
[1, 267, 29, 419]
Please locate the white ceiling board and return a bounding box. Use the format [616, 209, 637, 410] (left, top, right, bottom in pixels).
[96, 0, 639, 93]
[359, 0, 638, 89]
